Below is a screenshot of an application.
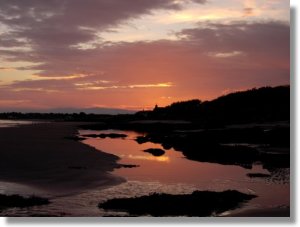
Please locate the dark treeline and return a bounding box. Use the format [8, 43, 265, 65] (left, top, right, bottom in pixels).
[0, 85, 290, 126]
[0, 112, 117, 122]
[136, 85, 290, 125]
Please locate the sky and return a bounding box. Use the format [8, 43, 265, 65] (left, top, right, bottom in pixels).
[0, 0, 290, 110]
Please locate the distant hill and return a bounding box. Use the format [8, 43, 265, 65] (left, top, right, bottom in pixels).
[0, 107, 135, 115]
[0, 86, 290, 124]
[136, 85, 290, 125]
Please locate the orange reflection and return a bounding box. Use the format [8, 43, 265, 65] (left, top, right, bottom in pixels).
[128, 154, 170, 162]
[80, 129, 289, 208]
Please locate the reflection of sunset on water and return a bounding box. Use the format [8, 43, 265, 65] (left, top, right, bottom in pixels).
[80, 129, 289, 209]
[128, 154, 170, 163]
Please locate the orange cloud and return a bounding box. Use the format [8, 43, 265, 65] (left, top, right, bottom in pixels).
[75, 82, 173, 90]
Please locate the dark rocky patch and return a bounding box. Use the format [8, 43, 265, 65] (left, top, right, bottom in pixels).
[98, 190, 256, 217]
[82, 134, 99, 138]
[135, 126, 290, 170]
[118, 164, 140, 168]
[83, 133, 127, 139]
[143, 148, 165, 157]
[135, 136, 149, 144]
[247, 173, 271, 178]
[136, 133, 260, 169]
[0, 194, 49, 210]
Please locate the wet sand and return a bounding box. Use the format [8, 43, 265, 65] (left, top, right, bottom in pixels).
[0, 122, 124, 195]
[223, 206, 290, 217]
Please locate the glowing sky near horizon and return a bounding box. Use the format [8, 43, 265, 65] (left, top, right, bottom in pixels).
[0, 0, 290, 110]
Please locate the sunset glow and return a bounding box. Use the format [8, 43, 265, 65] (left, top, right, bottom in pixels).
[128, 154, 170, 163]
[0, 0, 290, 111]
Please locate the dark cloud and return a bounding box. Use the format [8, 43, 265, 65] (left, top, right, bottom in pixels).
[178, 21, 290, 60]
[0, 0, 206, 48]
[0, 0, 207, 75]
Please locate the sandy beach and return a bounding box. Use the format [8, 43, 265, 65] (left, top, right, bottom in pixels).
[0, 122, 124, 195]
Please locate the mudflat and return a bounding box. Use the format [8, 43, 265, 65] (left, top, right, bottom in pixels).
[0, 122, 124, 195]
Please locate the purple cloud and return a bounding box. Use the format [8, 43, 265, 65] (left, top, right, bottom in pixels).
[2, 21, 289, 93]
[0, 1, 289, 109]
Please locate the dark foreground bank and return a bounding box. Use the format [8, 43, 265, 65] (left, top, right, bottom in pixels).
[0, 122, 124, 194]
[0, 194, 49, 211]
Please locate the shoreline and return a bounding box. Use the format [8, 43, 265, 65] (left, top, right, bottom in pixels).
[221, 205, 290, 217]
[0, 121, 290, 217]
[0, 122, 125, 196]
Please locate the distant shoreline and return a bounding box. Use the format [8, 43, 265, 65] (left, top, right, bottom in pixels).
[0, 122, 124, 196]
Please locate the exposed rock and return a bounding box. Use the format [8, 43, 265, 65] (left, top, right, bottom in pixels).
[0, 194, 49, 210]
[143, 148, 165, 157]
[247, 173, 271, 178]
[99, 190, 256, 217]
[118, 164, 140, 168]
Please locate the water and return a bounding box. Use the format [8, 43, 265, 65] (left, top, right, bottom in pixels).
[80, 130, 289, 209]
[0, 129, 289, 216]
[0, 120, 34, 128]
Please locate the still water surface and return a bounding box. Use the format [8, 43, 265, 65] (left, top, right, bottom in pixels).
[0, 128, 289, 216]
[81, 130, 290, 209]
[0, 120, 34, 128]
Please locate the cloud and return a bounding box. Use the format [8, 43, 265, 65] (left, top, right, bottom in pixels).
[0, 0, 206, 47]
[0, 0, 207, 76]
[1, 75, 173, 92]
[0, 1, 289, 109]
[75, 82, 173, 90]
[0, 67, 15, 71]
[0, 99, 30, 105]
[208, 51, 245, 58]
[243, 7, 254, 16]
[178, 21, 289, 60]
[2, 21, 289, 91]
